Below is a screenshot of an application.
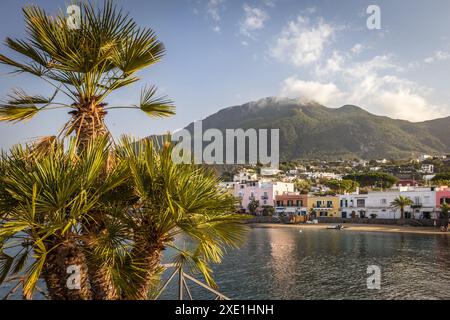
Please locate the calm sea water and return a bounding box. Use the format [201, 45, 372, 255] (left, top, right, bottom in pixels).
[159, 226, 450, 300]
[2, 226, 449, 299]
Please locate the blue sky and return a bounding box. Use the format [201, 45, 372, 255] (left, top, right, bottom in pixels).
[1, 0, 450, 149]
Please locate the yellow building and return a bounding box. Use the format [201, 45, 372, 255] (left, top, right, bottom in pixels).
[307, 195, 340, 218]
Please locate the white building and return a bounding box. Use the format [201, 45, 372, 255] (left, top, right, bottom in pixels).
[418, 154, 432, 162]
[233, 171, 258, 183]
[420, 164, 434, 174]
[340, 187, 437, 219]
[234, 181, 294, 211]
[260, 168, 281, 176]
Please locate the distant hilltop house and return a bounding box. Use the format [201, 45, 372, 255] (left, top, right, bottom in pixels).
[260, 168, 281, 176]
[417, 154, 433, 162]
[420, 164, 434, 174]
[233, 171, 258, 183]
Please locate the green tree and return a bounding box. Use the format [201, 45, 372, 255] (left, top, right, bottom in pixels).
[391, 196, 413, 220]
[440, 202, 449, 230]
[432, 173, 450, 181]
[248, 199, 260, 214]
[343, 172, 398, 189]
[0, 138, 248, 300]
[324, 179, 359, 194]
[294, 179, 311, 194]
[0, 1, 174, 148]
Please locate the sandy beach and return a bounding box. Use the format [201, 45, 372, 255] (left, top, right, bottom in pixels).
[250, 223, 450, 236]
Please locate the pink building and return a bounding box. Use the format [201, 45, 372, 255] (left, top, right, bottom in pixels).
[234, 181, 294, 212]
[436, 186, 450, 208]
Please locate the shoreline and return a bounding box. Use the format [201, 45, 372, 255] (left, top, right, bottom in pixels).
[249, 223, 450, 236]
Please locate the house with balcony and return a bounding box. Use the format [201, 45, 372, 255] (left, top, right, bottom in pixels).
[355, 187, 437, 219]
[234, 181, 294, 213]
[307, 195, 340, 217]
[339, 194, 368, 218]
[274, 192, 308, 216]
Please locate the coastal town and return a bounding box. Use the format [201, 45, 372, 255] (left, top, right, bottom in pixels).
[219, 154, 450, 230]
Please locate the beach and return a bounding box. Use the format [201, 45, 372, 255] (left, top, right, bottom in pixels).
[250, 223, 450, 235]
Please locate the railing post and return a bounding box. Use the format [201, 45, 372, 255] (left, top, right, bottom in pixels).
[178, 267, 183, 300]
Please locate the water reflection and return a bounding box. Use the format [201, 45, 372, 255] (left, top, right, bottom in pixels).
[160, 226, 450, 300]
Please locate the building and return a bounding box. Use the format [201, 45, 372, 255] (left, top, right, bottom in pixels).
[307, 195, 340, 217]
[436, 186, 450, 208]
[260, 168, 281, 176]
[420, 164, 434, 174]
[233, 171, 258, 183]
[275, 192, 308, 215]
[235, 181, 294, 212]
[340, 187, 438, 219]
[418, 154, 432, 162]
[339, 194, 368, 218]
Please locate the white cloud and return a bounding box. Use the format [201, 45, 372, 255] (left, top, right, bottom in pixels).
[280, 54, 447, 121]
[270, 16, 334, 66]
[280, 76, 343, 105]
[424, 50, 450, 64]
[315, 50, 344, 76]
[340, 56, 445, 121]
[263, 0, 276, 7]
[207, 0, 225, 22]
[212, 25, 221, 33]
[240, 4, 269, 37]
[351, 43, 363, 54]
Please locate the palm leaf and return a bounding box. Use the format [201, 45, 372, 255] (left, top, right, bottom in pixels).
[137, 86, 175, 118]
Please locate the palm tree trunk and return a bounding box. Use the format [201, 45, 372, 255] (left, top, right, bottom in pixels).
[122, 239, 164, 300]
[41, 241, 92, 300]
[69, 104, 109, 149]
[86, 263, 119, 300]
[83, 211, 120, 300]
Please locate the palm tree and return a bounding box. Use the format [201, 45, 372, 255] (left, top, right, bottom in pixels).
[391, 196, 413, 220]
[440, 202, 449, 230]
[116, 137, 248, 299]
[0, 1, 174, 148]
[0, 138, 127, 299]
[0, 137, 248, 299]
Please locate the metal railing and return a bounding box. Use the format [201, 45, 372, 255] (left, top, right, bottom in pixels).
[154, 263, 230, 300]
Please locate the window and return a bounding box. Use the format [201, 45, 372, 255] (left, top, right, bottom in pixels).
[287, 200, 293, 207]
[380, 199, 387, 205]
[327, 201, 333, 208]
[316, 201, 321, 208]
[356, 199, 365, 208]
[296, 200, 302, 207]
[276, 201, 282, 206]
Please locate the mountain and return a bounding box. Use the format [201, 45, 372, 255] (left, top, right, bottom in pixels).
[161, 97, 450, 160]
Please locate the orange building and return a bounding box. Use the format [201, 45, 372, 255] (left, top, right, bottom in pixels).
[275, 192, 308, 208]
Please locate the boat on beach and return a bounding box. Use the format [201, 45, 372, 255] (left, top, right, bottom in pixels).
[326, 224, 345, 230]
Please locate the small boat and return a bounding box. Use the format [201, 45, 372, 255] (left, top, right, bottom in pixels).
[326, 224, 344, 230]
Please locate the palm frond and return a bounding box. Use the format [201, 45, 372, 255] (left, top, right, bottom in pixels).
[137, 86, 175, 118]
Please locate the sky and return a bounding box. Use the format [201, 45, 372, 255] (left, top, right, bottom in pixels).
[0, 0, 450, 150]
